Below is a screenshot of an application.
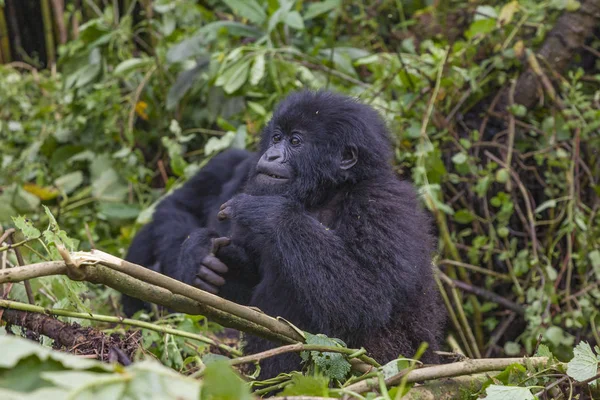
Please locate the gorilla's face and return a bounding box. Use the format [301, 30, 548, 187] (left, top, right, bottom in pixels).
[244, 91, 382, 206]
[246, 120, 358, 206]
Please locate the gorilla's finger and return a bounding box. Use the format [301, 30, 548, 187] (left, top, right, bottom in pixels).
[211, 237, 231, 253]
[217, 207, 232, 220]
[192, 277, 219, 294]
[197, 265, 226, 286]
[202, 254, 229, 274]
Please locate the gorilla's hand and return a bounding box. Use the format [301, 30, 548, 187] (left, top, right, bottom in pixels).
[178, 229, 231, 294]
[218, 194, 292, 230]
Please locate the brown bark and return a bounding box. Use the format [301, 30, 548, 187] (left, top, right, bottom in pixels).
[511, 0, 600, 109]
[1, 308, 137, 364]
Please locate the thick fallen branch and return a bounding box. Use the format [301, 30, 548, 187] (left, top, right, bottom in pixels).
[1, 307, 136, 364]
[0, 251, 377, 368]
[505, 0, 600, 109]
[0, 299, 242, 356]
[343, 356, 548, 394]
[0, 258, 295, 344]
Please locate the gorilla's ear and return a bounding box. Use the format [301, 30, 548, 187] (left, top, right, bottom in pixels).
[340, 145, 358, 170]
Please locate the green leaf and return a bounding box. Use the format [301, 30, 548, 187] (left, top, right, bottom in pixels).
[200, 362, 252, 400]
[219, 60, 251, 94]
[454, 209, 474, 224]
[302, 333, 351, 381]
[483, 385, 534, 400]
[280, 374, 330, 396]
[304, 0, 340, 20]
[54, 171, 84, 195]
[567, 342, 599, 383]
[495, 168, 509, 183]
[250, 54, 265, 86]
[113, 58, 153, 75]
[167, 62, 208, 110]
[465, 19, 496, 40]
[590, 250, 600, 280]
[98, 203, 141, 220]
[11, 216, 41, 239]
[285, 11, 305, 30]
[535, 199, 557, 214]
[204, 131, 236, 156]
[223, 0, 266, 25]
[167, 36, 206, 64]
[451, 152, 467, 165]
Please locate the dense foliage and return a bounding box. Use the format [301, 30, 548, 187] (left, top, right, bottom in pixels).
[1, 0, 599, 398]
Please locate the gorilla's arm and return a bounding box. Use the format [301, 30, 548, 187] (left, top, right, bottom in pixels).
[128, 149, 252, 282]
[219, 192, 405, 335]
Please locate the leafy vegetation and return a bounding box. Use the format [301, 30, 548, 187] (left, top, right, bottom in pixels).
[1, 0, 599, 398]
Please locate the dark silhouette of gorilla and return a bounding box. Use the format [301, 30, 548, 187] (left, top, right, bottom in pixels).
[123, 90, 444, 378]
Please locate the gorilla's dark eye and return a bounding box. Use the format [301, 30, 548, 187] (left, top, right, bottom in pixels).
[290, 136, 301, 146]
[272, 134, 282, 143]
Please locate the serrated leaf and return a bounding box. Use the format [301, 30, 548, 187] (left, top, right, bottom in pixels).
[223, 0, 266, 25]
[303, 333, 351, 381]
[483, 385, 534, 400]
[305, 0, 340, 20]
[250, 54, 265, 86]
[11, 216, 41, 239]
[567, 342, 599, 383]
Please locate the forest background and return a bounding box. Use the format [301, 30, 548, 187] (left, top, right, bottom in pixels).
[0, 0, 599, 399]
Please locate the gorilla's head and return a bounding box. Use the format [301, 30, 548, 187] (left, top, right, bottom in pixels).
[245, 90, 394, 206]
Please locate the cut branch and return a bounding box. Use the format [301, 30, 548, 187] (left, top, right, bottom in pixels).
[344, 356, 549, 394]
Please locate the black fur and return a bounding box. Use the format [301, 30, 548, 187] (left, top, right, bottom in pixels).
[123, 90, 444, 378]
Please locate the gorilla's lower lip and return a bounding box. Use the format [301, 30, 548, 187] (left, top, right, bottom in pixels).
[258, 173, 289, 181]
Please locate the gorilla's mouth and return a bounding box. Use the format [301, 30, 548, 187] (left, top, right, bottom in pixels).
[264, 173, 287, 180]
[256, 165, 290, 183]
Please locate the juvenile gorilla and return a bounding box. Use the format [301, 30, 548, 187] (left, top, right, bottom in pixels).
[123, 91, 444, 377]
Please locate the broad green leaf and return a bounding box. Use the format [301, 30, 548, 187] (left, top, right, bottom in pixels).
[250, 54, 265, 86]
[497, 1, 519, 26]
[98, 203, 141, 220]
[200, 362, 252, 400]
[451, 152, 467, 165]
[167, 61, 208, 110]
[454, 209, 475, 224]
[285, 11, 305, 30]
[305, 0, 340, 20]
[280, 373, 330, 396]
[54, 171, 84, 195]
[483, 385, 534, 400]
[204, 131, 236, 156]
[223, 0, 266, 25]
[219, 60, 251, 94]
[567, 342, 599, 383]
[167, 36, 206, 64]
[113, 58, 153, 75]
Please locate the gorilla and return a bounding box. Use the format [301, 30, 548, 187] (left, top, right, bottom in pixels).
[123, 90, 444, 377]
